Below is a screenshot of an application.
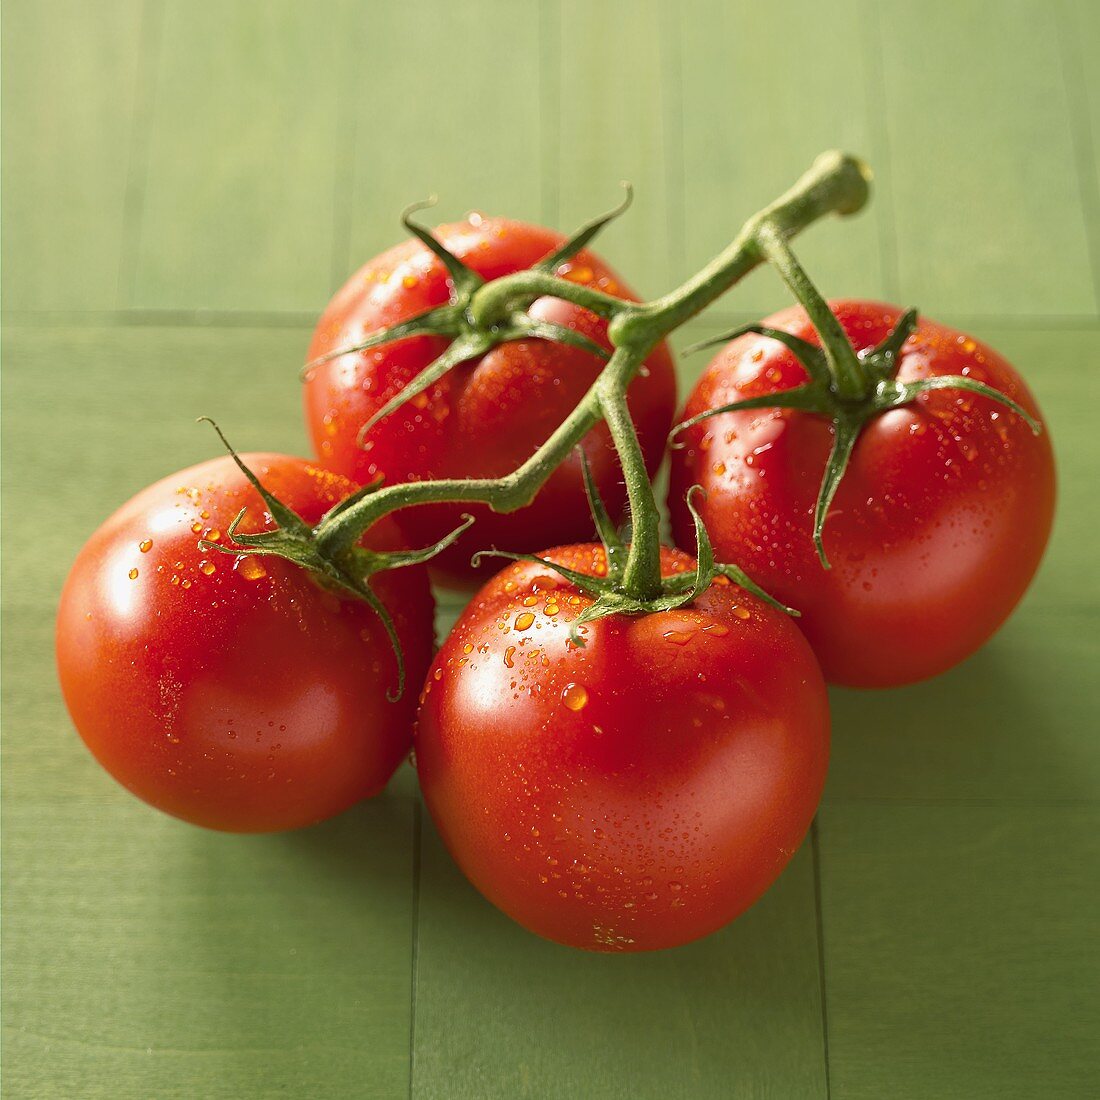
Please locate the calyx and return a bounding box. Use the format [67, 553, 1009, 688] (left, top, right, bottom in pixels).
[470, 456, 796, 647]
[674, 300, 1041, 567]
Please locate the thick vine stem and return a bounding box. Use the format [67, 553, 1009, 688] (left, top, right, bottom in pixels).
[212, 148, 873, 667]
[607, 151, 871, 350]
[314, 151, 871, 565]
[315, 347, 638, 562]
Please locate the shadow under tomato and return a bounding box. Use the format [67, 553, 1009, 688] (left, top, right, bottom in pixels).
[823, 612, 1097, 803]
[405, 812, 829, 1096]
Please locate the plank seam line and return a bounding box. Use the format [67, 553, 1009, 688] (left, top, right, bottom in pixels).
[811, 818, 832, 1100]
[1054, 0, 1100, 313]
[538, 0, 561, 228]
[6, 309, 1098, 333]
[328, 1, 364, 292]
[408, 797, 423, 1100]
[861, 0, 901, 302]
[116, 0, 165, 309]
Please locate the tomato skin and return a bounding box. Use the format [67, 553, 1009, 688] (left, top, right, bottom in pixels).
[304, 217, 677, 588]
[56, 455, 433, 832]
[415, 545, 829, 952]
[669, 301, 1056, 688]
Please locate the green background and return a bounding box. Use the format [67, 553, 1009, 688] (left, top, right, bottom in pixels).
[3, 1, 1099, 1096]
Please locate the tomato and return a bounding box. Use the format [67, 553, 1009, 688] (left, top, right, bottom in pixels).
[414, 545, 829, 951]
[56, 454, 434, 832]
[669, 301, 1056, 687]
[304, 216, 677, 588]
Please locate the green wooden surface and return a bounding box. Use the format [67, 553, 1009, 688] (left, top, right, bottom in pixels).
[3, 1, 1098, 1097]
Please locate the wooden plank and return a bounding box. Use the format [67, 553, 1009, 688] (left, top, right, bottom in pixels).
[556, 0, 679, 300]
[0, 0, 145, 311]
[411, 816, 826, 1099]
[342, 1, 545, 283]
[0, 324, 417, 1096]
[818, 802, 1100, 1099]
[877, 0, 1096, 318]
[130, 1, 353, 312]
[1, 792, 416, 1099]
[678, 0, 888, 316]
[1060, 0, 1100, 295]
[825, 325, 1100, 802]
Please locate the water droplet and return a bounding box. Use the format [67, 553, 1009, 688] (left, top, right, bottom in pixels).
[402, 274, 418, 289]
[504, 646, 516, 669]
[199, 560, 216, 576]
[663, 629, 695, 646]
[522, 595, 539, 607]
[731, 606, 751, 620]
[139, 539, 153, 553]
[562, 683, 588, 711]
[191, 521, 204, 534]
[702, 622, 729, 637]
[235, 557, 267, 581]
[128, 568, 139, 580]
[515, 612, 535, 631]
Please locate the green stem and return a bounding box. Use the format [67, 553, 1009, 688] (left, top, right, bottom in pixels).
[468, 270, 631, 326]
[316, 379, 605, 561]
[753, 224, 865, 399]
[597, 355, 663, 599]
[608, 151, 870, 349]
[314, 151, 872, 575]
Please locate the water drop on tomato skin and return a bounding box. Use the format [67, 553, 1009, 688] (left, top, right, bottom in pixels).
[128, 568, 139, 580]
[515, 612, 535, 631]
[562, 683, 588, 711]
[234, 556, 267, 581]
[139, 539, 153, 553]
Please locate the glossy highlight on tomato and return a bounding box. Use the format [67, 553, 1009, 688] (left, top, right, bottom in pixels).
[56, 454, 434, 832]
[669, 301, 1056, 687]
[304, 216, 677, 587]
[414, 545, 830, 951]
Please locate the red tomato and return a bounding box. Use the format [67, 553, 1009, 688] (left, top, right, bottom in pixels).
[669, 301, 1056, 687]
[304, 216, 677, 588]
[56, 454, 433, 832]
[415, 545, 829, 951]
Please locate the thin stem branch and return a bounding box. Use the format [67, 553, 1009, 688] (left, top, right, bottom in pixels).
[311, 151, 873, 579]
[610, 151, 871, 348]
[598, 362, 662, 599]
[754, 224, 865, 399]
[468, 270, 632, 326]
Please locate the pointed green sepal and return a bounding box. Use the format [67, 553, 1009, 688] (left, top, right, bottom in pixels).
[368, 513, 476, 572]
[468, 549, 613, 594]
[683, 324, 830, 386]
[670, 383, 824, 441]
[578, 449, 625, 579]
[864, 307, 918, 378]
[534, 183, 634, 274]
[197, 418, 312, 537]
[401, 197, 483, 295]
[356, 332, 492, 444]
[811, 415, 861, 568]
[502, 317, 611, 361]
[299, 303, 464, 378]
[891, 375, 1041, 434]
